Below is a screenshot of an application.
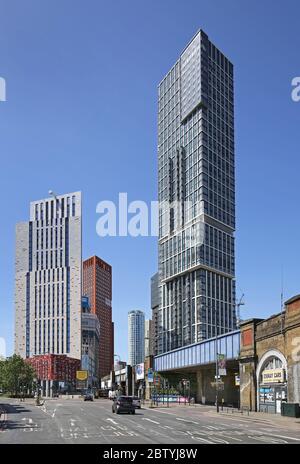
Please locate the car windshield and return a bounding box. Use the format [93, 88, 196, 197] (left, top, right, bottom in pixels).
[118, 396, 132, 402]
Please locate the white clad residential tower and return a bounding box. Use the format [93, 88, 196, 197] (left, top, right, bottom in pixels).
[15, 191, 82, 360]
[128, 310, 145, 366]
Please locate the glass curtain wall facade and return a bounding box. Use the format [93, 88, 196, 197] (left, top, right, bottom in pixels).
[157, 30, 236, 355]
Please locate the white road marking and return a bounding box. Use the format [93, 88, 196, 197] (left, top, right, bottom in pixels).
[210, 430, 243, 442]
[21, 417, 33, 424]
[142, 418, 160, 425]
[106, 418, 118, 425]
[101, 425, 117, 430]
[22, 417, 38, 432]
[146, 409, 176, 416]
[159, 425, 174, 431]
[126, 419, 146, 429]
[202, 425, 221, 430]
[22, 417, 35, 432]
[259, 433, 300, 442]
[188, 430, 229, 444]
[248, 435, 287, 444]
[70, 418, 77, 428]
[217, 414, 283, 429]
[188, 434, 215, 444]
[219, 422, 243, 428]
[113, 431, 127, 436]
[219, 434, 242, 442]
[209, 437, 229, 444]
[127, 431, 139, 437]
[176, 417, 199, 425]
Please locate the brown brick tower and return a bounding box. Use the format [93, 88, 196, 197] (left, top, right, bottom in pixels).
[83, 256, 113, 379]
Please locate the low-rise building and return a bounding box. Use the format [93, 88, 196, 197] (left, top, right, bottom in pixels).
[26, 354, 80, 396]
[240, 294, 300, 413]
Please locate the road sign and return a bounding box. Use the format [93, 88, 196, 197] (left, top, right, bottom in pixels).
[76, 379, 87, 390]
[211, 381, 224, 391]
[76, 370, 88, 390]
[217, 354, 227, 376]
[153, 374, 160, 385]
[135, 363, 144, 380]
[147, 369, 154, 383]
[76, 370, 88, 381]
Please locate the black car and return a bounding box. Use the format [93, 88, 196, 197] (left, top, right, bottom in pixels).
[83, 392, 94, 401]
[131, 396, 141, 409]
[112, 396, 135, 414]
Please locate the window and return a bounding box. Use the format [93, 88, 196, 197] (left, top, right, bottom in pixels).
[72, 196, 76, 216]
[67, 197, 70, 216]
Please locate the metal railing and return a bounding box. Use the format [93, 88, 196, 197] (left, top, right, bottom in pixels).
[224, 404, 250, 415]
[150, 394, 194, 407]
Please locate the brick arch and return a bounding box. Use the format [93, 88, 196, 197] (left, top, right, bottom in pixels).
[256, 349, 287, 408]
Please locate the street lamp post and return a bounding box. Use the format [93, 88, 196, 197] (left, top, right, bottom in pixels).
[202, 302, 219, 413]
[215, 332, 219, 413]
[215, 307, 220, 413]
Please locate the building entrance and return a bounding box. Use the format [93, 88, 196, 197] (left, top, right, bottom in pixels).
[259, 384, 287, 414]
[258, 355, 287, 414]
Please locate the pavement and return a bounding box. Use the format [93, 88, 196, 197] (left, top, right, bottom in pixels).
[0, 398, 299, 444]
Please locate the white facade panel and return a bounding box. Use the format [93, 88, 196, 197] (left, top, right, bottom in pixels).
[15, 191, 82, 360]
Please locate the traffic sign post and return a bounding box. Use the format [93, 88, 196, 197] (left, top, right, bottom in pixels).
[211, 380, 225, 391]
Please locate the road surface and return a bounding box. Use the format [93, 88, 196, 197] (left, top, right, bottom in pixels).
[0, 398, 299, 444]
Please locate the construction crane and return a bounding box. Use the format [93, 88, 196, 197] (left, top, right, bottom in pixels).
[236, 293, 245, 327]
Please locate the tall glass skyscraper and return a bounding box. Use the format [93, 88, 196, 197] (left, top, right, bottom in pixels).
[157, 30, 236, 355]
[128, 310, 145, 366]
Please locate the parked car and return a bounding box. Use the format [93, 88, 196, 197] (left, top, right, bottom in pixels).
[112, 396, 135, 414]
[83, 392, 94, 401]
[132, 396, 141, 409]
[97, 389, 109, 398]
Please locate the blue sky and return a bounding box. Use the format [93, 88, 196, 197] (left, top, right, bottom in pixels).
[0, 0, 300, 362]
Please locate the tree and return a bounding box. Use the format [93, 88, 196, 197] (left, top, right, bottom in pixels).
[0, 354, 35, 396]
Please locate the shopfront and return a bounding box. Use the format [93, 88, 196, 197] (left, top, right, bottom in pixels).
[257, 352, 287, 414]
[239, 294, 300, 413]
